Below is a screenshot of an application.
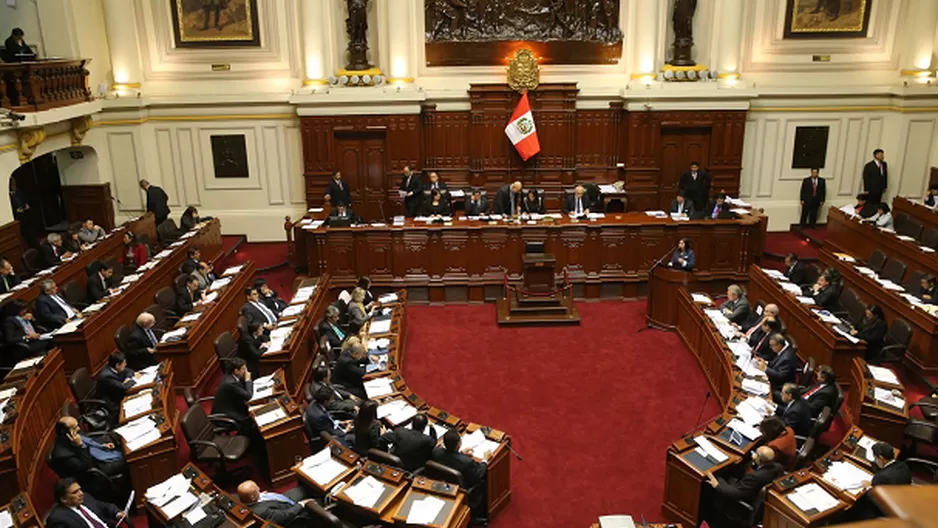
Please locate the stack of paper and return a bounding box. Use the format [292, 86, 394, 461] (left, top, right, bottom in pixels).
[121, 273, 143, 284]
[598, 515, 636, 528]
[137, 260, 158, 272]
[302, 220, 325, 230]
[787, 482, 840, 513]
[856, 436, 877, 461]
[146, 474, 191, 508]
[154, 250, 173, 260]
[209, 277, 231, 291]
[179, 231, 198, 240]
[298, 447, 347, 485]
[644, 210, 667, 218]
[378, 293, 398, 304]
[812, 309, 841, 324]
[822, 461, 872, 493]
[115, 416, 161, 451]
[160, 327, 187, 343]
[920, 246, 936, 253]
[54, 319, 85, 335]
[896, 235, 916, 242]
[900, 293, 924, 305]
[407, 495, 446, 525]
[344, 476, 385, 508]
[369, 319, 392, 335]
[11, 356, 43, 372]
[222, 265, 244, 277]
[308, 207, 325, 213]
[162, 492, 199, 519]
[363, 377, 395, 399]
[762, 268, 787, 280]
[691, 293, 713, 304]
[200, 291, 219, 304]
[368, 337, 391, 351]
[82, 302, 108, 314]
[874, 387, 905, 408]
[180, 312, 202, 323]
[135, 365, 160, 386]
[424, 422, 448, 439]
[795, 296, 817, 305]
[252, 377, 276, 400]
[867, 365, 899, 385]
[264, 337, 286, 354]
[377, 399, 417, 425]
[727, 419, 762, 441]
[169, 241, 186, 248]
[255, 407, 287, 427]
[280, 304, 304, 318]
[462, 429, 499, 459]
[780, 283, 803, 296]
[694, 436, 728, 462]
[122, 390, 153, 417]
[291, 286, 317, 304]
[741, 378, 770, 397]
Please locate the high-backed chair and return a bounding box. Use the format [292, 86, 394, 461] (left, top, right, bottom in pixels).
[835, 288, 866, 326]
[904, 417, 938, 458]
[157, 219, 181, 245]
[882, 259, 907, 284]
[305, 502, 353, 527]
[798, 357, 816, 387]
[422, 460, 463, 486]
[22, 248, 42, 274]
[213, 331, 238, 368]
[905, 270, 926, 294]
[113, 326, 132, 355]
[67, 368, 111, 428]
[791, 437, 815, 471]
[880, 319, 913, 364]
[898, 217, 924, 240]
[180, 404, 250, 484]
[62, 280, 89, 310]
[154, 287, 178, 317]
[62, 397, 108, 433]
[145, 303, 178, 330]
[174, 274, 189, 293]
[367, 448, 405, 471]
[868, 250, 888, 274]
[922, 228, 938, 250]
[725, 485, 768, 528]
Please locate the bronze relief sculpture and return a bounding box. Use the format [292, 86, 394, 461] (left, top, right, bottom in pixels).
[669, 0, 697, 66]
[346, 0, 373, 70]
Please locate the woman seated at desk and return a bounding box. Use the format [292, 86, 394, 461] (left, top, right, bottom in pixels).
[347, 287, 374, 333]
[861, 203, 894, 230]
[669, 238, 696, 271]
[352, 400, 385, 456]
[424, 189, 449, 217]
[62, 229, 85, 254]
[120, 231, 148, 271]
[851, 304, 887, 363]
[522, 189, 545, 214]
[759, 416, 796, 469]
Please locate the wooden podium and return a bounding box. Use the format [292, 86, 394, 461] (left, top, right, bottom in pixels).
[646, 265, 697, 330]
[496, 253, 580, 326]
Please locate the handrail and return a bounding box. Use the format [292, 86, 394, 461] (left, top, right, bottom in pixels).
[502, 266, 572, 297]
[0, 58, 93, 112]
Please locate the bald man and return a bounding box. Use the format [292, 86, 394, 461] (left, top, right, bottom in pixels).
[494, 181, 524, 215]
[237, 480, 315, 526]
[705, 446, 784, 524]
[125, 312, 163, 371]
[738, 302, 781, 334]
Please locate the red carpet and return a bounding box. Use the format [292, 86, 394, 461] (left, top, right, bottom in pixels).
[402, 301, 721, 527]
[765, 231, 819, 260]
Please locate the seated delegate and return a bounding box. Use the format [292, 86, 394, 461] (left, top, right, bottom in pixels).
[77, 218, 106, 244]
[236, 480, 317, 527]
[212, 358, 254, 433]
[96, 352, 140, 423]
[125, 312, 162, 370]
[720, 284, 750, 324]
[0, 257, 21, 293]
[50, 417, 126, 497]
[47, 478, 132, 528]
[2, 299, 52, 360]
[35, 279, 83, 330]
[465, 189, 489, 216]
[522, 189, 545, 214]
[669, 191, 694, 217]
[562, 185, 590, 217]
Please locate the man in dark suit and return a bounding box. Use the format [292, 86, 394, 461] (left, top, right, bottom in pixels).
[433, 429, 488, 525]
[85, 261, 115, 304]
[3, 28, 36, 62]
[304, 385, 352, 445]
[921, 274, 938, 304]
[799, 168, 827, 228]
[494, 181, 523, 215]
[465, 189, 489, 216]
[802, 365, 839, 417]
[176, 275, 203, 315]
[50, 417, 126, 497]
[759, 334, 798, 392]
[784, 253, 807, 285]
[212, 358, 254, 432]
[326, 203, 359, 226]
[324, 170, 352, 207]
[35, 279, 82, 329]
[870, 442, 912, 485]
[3, 299, 52, 359]
[378, 413, 438, 471]
[318, 306, 346, 349]
[237, 480, 316, 527]
[241, 287, 278, 330]
[181, 247, 201, 274]
[333, 343, 367, 399]
[810, 273, 838, 311]
[721, 284, 751, 324]
[562, 185, 591, 216]
[776, 383, 812, 436]
[679, 161, 711, 212]
[863, 149, 888, 206]
[0, 258, 22, 293]
[746, 317, 781, 361]
[125, 312, 162, 371]
[96, 352, 139, 424]
[400, 166, 423, 217]
[40, 233, 71, 268]
[139, 179, 170, 225]
[238, 322, 268, 378]
[704, 446, 784, 525]
[310, 364, 358, 415]
[669, 191, 695, 216]
[706, 193, 732, 220]
[47, 478, 131, 528]
[424, 171, 448, 193]
[255, 278, 287, 316]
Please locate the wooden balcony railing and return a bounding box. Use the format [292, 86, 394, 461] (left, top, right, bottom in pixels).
[0, 58, 93, 112]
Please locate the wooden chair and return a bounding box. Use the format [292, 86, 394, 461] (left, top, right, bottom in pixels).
[180, 404, 251, 485]
[882, 258, 907, 284]
[867, 250, 888, 273]
[880, 319, 913, 364]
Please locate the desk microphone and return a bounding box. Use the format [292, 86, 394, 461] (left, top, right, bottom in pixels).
[505, 440, 523, 462]
[681, 390, 711, 437]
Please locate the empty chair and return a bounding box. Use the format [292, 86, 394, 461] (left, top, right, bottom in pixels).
[882, 258, 907, 284]
[835, 287, 866, 326]
[305, 501, 353, 528]
[906, 270, 926, 294]
[154, 287, 178, 315]
[423, 460, 464, 486]
[902, 218, 924, 240]
[67, 368, 111, 427]
[113, 326, 132, 354]
[867, 250, 887, 273]
[180, 404, 250, 484]
[802, 263, 820, 287]
[879, 319, 913, 364]
[61, 280, 88, 310]
[213, 331, 238, 367]
[157, 219, 181, 245]
[22, 248, 42, 274]
[791, 437, 816, 471]
[366, 448, 406, 471]
[922, 228, 938, 250]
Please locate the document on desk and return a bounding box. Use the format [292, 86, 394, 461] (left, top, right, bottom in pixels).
[344, 476, 385, 509]
[424, 422, 448, 439]
[728, 341, 751, 358]
[82, 302, 108, 314]
[921, 245, 936, 253]
[135, 365, 160, 386]
[208, 277, 231, 291]
[53, 319, 85, 335]
[900, 293, 924, 306]
[183, 506, 206, 526]
[811, 309, 841, 324]
[691, 293, 713, 305]
[694, 436, 728, 463]
[727, 419, 762, 441]
[162, 491, 199, 519]
[252, 379, 276, 400]
[280, 305, 304, 319]
[856, 436, 877, 461]
[0, 510, 13, 528]
[255, 407, 287, 427]
[369, 319, 392, 335]
[462, 429, 499, 459]
[741, 378, 770, 397]
[788, 482, 839, 513]
[300, 448, 347, 485]
[795, 296, 816, 305]
[0, 387, 16, 400]
[222, 265, 244, 277]
[867, 365, 899, 385]
[200, 291, 219, 304]
[896, 235, 916, 242]
[115, 416, 161, 451]
[378, 292, 399, 304]
[598, 515, 635, 528]
[761, 268, 786, 280]
[122, 390, 153, 417]
[146, 473, 191, 506]
[364, 377, 395, 399]
[854, 266, 876, 277]
[12, 356, 43, 372]
[407, 495, 446, 525]
[780, 283, 803, 296]
[154, 250, 173, 260]
[264, 337, 286, 354]
[832, 326, 860, 344]
[160, 327, 188, 343]
[822, 461, 871, 493]
[179, 230, 198, 240]
[644, 210, 667, 218]
[874, 387, 905, 409]
[180, 312, 203, 323]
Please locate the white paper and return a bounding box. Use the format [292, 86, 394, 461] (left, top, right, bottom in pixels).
[378, 293, 399, 304]
[369, 319, 392, 335]
[0, 510, 13, 528]
[53, 319, 84, 335]
[255, 407, 287, 427]
[82, 302, 108, 314]
[598, 515, 636, 528]
[727, 418, 762, 441]
[281, 305, 304, 317]
[252, 385, 275, 401]
[183, 506, 206, 525]
[308, 207, 325, 213]
[338, 290, 352, 304]
[407, 495, 446, 525]
[135, 365, 160, 386]
[146, 473, 191, 506]
[122, 390, 153, 417]
[364, 377, 395, 399]
[812, 309, 841, 324]
[300, 449, 348, 486]
[180, 312, 203, 323]
[208, 278, 231, 291]
[12, 356, 43, 371]
[822, 461, 872, 493]
[874, 387, 905, 409]
[126, 427, 162, 451]
[694, 436, 729, 462]
[867, 365, 900, 385]
[832, 326, 861, 344]
[162, 492, 199, 519]
[344, 476, 385, 509]
[741, 378, 770, 397]
[160, 327, 188, 343]
[921, 246, 936, 253]
[691, 293, 713, 304]
[222, 265, 243, 277]
[780, 283, 803, 296]
[795, 296, 817, 305]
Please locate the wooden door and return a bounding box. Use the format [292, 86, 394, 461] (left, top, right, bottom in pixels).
[659, 128, 711, 210]
[334, 132, 387, 221]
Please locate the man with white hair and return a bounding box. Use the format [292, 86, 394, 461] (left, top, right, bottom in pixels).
[494, 180, 524, 215]
[236, 480, 315, 526]
[39, 233, 72, 268]
[35, 279, 82, 329]
[721, 284, 751, 324]
[704, 446, 784, 525]
[124, 312, 163, 370]
[738, 302, 780, 335]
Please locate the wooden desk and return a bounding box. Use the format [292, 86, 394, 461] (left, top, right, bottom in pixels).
[871, 485, 938, 524]
[121, 409, 179, 509]
[258, 275, 331, 401]
[297, 211, 766, 301]
[662, 439, 741, 526]
[144, 463, 257, 527]
[648, 265, 698, 330]
[763, 471, 850, 527]
[846, 359, 908, 447]
[249, 393, 306, 486]
[818, 248, 938, 375]
[334, 463, 409, 522]
[155, 259, 255, 391]
[0, 493, 42, 528]
[292, 439, 360, 494]
[827, 208, 938, 277]
[55, 218, 222, 376]
[675, 289, 738, 407]
[118, 362, 178, 427]
[892, 196, 938, 235]
[391, 476, 470, 528]
[746, 264, 865, 383]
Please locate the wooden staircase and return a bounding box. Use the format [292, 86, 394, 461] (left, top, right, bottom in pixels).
[495, 290, 581, 326]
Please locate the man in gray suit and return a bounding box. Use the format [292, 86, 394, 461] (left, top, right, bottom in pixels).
[721, 284, 751, 324]
[237, 480, 316, 527]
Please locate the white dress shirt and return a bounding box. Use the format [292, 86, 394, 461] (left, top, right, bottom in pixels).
[51, 294, 77, 319]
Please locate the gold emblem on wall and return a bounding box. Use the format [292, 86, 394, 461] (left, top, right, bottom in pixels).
[507, 49, 540, 94]
[18, 127, 47, 164]
[70, 116, 93, 147]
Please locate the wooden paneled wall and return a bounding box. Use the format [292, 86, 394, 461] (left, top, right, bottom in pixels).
[300, 84, 747, 215]
[0, 220, 25, 272]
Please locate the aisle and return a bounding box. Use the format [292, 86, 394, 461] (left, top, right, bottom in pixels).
[401, 301, 721, 528]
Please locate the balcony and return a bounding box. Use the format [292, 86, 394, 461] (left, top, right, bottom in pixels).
[1, 58, 93, 113]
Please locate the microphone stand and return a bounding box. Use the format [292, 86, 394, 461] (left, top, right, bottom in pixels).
[638, 244, 678, 333]
[111, 196, 137, 225]
[681, 391, 713, 438]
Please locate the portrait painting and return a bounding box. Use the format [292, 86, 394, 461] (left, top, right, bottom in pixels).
[784, 0, 872, 39]
[170, 0, 261, 48]
[210, 135, 250, 178]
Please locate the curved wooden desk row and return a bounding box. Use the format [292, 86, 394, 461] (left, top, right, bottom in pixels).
[818, 248, 938, 375]
[745, 264, 866, 386]
[290, 292, 512, 527]
[670, 289, 907, 527]
[291, 209, 767, 302]
[55, 218, 224, 376]
[0, 213, 157, 310]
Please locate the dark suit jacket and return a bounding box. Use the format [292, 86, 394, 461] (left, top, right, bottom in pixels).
[562, 194, 590, 215]
[423, 181, 448, 193]
[0, 272, 21, 293]
[803, 383, 839, 416]
[863, 160, 888, 194]
[181, 258, 200, 275]
[180, 213, 204, 232]
[304, 402, 346, 438]
[766, 345, 798, 388]
[432, 448, 487, 489]
[813, 285, 838, 310]
[3, 316, 40, 346]
[858, 317, 888, 361]
[669, 199, 695, 216]
[333, 350, 366, 398]
[86, 273, 109, 304]
[250, 498, 307, 527]
[705, 200, 732, 219]
[260, 291, 288, 315]
[238, 334, 266, 376]
[670, 249, 695, 271]
[326, 179, 352, 207]
[721, 296, 751, 324]
[425, 201, 449, 216]
[379, 426, 437, 471]
[46, 494, 123, 528]
[241, 301, 276, 327]
[921, 285, 938, 304]
[400, 173, 423, 215]
[125, 323, 161, 371]
[35, 293, 73, 328]
[176, 287, 199, 315]
[146, 185, 170, 223]
[39, 241, 63, 267]
[465, 197, 489, 216]
[317, 320, 345, 349]
[785, 261, 807, 285]
[872, 461, 912, 486]
[714, 462, 784, 504]
[800, 177, 827, 204]
[212, 374, 253, 427]
[96, 366, 135, 415]
[2, 36, 35, 62]
[747, 327, 774, 361]
[679, 170, 711, 208]
[493, 184, 520, 215]
[776, 398, 812, 436]
[522, 197, 545, 214]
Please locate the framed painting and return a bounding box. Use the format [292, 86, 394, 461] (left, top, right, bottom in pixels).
[210, 135, 250, 178]
[784, 0, 873, 39]
[170, 0, 261, 48]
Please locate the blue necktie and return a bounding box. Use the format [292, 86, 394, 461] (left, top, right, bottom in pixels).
[259, 492, 295, 505]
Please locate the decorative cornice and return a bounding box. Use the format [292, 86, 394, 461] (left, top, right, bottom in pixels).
[70, 116, 94, 146]
[18, 128, 47, 164]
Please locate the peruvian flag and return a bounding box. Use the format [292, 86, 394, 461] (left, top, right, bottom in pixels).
[505, 92, 540, 161]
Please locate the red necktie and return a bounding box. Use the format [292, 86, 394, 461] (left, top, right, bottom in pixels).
[803, 384, 822, 399]
[812, 179, 817, 196]
[78, 506, 106, 528]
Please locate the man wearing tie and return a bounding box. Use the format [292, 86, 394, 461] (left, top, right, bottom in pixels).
[241, 287, 278, 330]
[175, 276, 204, 315]
[47, 478, 131, 528]
[562, 185, 591, 216]
[679, 161, 711, 212]
[400, 166, 423, 217]
[669, 191, 695, 217]
[237, 480, 317, 526]
[0, 258, 21, 293]
[862, 149, 888, 206]
[799, 168, 826, 229]
[324, 170, 352, 207]
[424, 171, 448, 192]
[125, 312, 162, 370]
[39, 233, 72, 268]
[465, 188, 489, 216]
[494, 181, 524, 215]
[3, 299, 51, 358]
[138, 179, 171, 225]
[35, 280, 82, 329]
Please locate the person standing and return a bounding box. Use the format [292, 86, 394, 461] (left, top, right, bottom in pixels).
[139, 179, 170, 225]
[863, 149, 888, 206]
[325, 170, 352, 207]
[400, 166, 423, 217]
[678, 161, 711, 212]
[799, 168, 826, 229]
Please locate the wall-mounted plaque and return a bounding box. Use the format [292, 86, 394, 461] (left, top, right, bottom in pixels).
[210, 135, 249, 178]
[792, 126, 829, 170]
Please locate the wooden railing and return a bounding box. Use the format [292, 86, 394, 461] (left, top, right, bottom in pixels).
[0, 58, 93, 112]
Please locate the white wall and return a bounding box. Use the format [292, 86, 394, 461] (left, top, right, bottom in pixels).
[0, 0, 44, 56]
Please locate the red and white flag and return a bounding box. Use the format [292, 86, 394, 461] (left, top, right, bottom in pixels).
[505, 92, 540, 161]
